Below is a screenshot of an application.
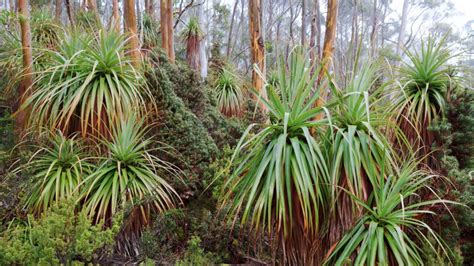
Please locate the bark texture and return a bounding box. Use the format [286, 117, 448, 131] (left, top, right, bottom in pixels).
[315, 0, 338, 119]
[17, 0, 33, 131]
[249, 0, 267, 111]
[124, 0, 141, 66]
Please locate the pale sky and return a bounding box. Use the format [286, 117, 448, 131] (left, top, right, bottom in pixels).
[391, 0, 474, 32]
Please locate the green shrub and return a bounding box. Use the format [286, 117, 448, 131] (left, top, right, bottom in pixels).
[0, 200, 120, 264]
[176, 236, 217, 265]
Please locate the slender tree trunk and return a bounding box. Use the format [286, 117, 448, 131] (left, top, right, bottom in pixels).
[396, 0, 409, 57]
[316, 0, 321, 58]
[65, 0, 75, 27]
[370, 0, 378, 57]
[135, 0, 141, 24]
[112, 0, 119, 31]
[87, 0, 100, 19]
[197, 3, 207, 79]
[309, 0, 318, 65]
[226, 0, 238, 58]
[147, 0, 155, 18]
[55, 0, 61, 21]
[160, 0, 174, 62]
[9, 0, 14, 11]
[248, 0, 267, 112]
[124, 0, 141, 66]
[160, 0, 168, 57]
[301, 0, 306, 46]
[17, 0, 33, 132]
[314, 0, 338, 118]
[166, 0, 174, 63]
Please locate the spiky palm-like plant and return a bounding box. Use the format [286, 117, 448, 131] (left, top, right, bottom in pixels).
[141, 14, 161, 51]
[395, 36, 453, 163]
[220, 50, 330, 264]
[324, 63, 400, 245]
[25, 132, 91, 214]
[23, 30, 150, 138]
[31, 9, 62, 49]
[215, 69, 244, 117]
[324, 162, 456, 265]
[80, 116, 180, 226]
[182, 17, 202, 71]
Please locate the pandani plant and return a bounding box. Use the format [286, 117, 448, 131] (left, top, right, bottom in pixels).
[394, 35, 455, 165]
[23, 30, 151, 138]
[220, 49, 458, 264]
[323, 62, 402, 245]
[182, 16, 202, 71]
[24, 132, 91, 215]
[324, 161, 458, 265]
[215, 69, 244, 117]
[220, 49, 330, 264]
[80, 116, 181, 227]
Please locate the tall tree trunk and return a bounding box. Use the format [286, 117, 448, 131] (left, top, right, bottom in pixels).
[9, 0, 14, 11]
[309, 0, 319, 65]
[87, 0, 99, 19]
[65, 0, 75, 27]
[160, 0, 168, 57]
[112, 0, 119, 31]
[55, 0, 61, 21]
[226, 0, 238, 58]
[135, 0, 141, 25]
[316, 0, 321, 58]
[197, 3, 207, 79]
[17, 0, 33, 132]
[301, 0, 306, 46]
[147, 0, 155, 18]
[248, 0, 267, 112]
[370, 0, 378, 57]
[145, 0, 154, 18]
[166, 0, 174, 63]
[396, 0, 409, 57]
[160, 0, 174, 63]
[314, 0, 338, 118]
[124, 0, 141, 66]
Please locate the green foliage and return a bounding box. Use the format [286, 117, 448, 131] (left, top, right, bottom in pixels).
[323, 63, 399, 243]
[24, 30, 149, 137]
[76, 11, 101, 32]
[25, 132, 91, 214]
[146, 50, 243, 189]
[395, 36, 454, 161]
[220, 50, 329, 263]
[81, 116, 180, 223]
[140, 209, 186, 263]
[181, 17, 202, 39]
[141, 14, 161, 50]
[324, 162, 457, 265]
[0, 200, 119, 264]
[0, 11, 23, 97]
[31, 8, 62, 49]
[215, 69, 244, 117]
[176, 236, 217, 265]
